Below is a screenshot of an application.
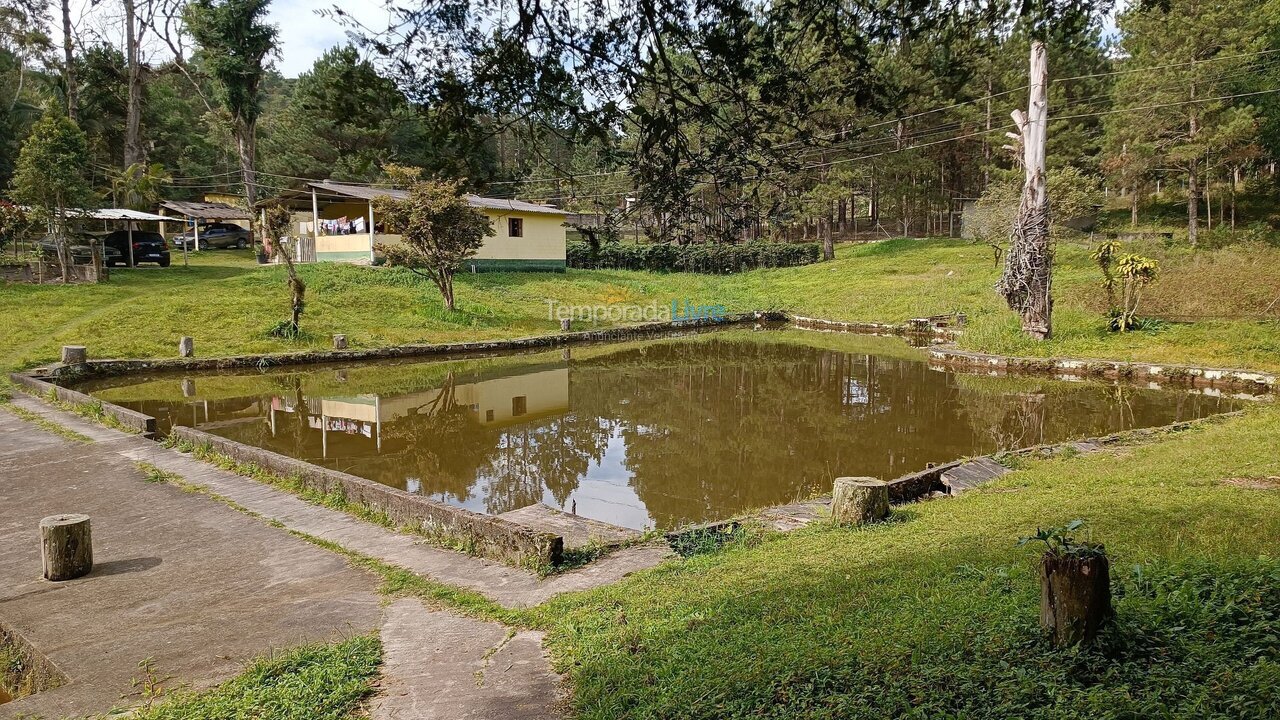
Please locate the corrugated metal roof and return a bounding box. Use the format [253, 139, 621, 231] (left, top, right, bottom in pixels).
[159, 200, 254, 220]
[306, 181, 569, 216]
[76, 208, 171, 221]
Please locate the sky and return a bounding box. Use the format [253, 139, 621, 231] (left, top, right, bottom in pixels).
[56, 0, 391, 78]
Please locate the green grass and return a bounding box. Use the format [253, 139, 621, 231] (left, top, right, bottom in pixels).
[1, 240, 1277, 374]
[126, 635, 381, 720]
[520, 404, 1280, 719]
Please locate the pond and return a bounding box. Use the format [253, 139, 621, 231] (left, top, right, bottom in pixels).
[83, 329, 1245, 530]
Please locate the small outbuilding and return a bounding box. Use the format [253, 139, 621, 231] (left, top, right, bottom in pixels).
[276, 181, 569, 271]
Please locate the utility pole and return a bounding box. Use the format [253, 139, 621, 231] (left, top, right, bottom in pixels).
[996, 40, 1052, 340]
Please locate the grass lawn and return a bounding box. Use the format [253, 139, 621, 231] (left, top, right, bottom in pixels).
[1, 238, 1277, 373]
[522, 406, 1280, 719]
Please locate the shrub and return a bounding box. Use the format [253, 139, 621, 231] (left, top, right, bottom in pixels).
[567, 241, 821, 273]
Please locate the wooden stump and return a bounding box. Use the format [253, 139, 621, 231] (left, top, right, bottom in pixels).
[60, 345, 87, 365]
[560, 319, 571, 332]
[40, 514, 92, 581]
[1040, 553, 1112, 646]
[333, 334, 348, 350]
[178, 336, 194, 358]
[832, 477, 889, 526]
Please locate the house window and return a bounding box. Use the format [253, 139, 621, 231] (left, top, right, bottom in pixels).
[512, 396, 527, 417]
[508, 217, 524, 238]
[485, 409, 495, 422]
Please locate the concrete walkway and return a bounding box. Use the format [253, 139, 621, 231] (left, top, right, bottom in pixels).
[2, 393, 676, 718]
[374, 599, 562, 720]
[0, 403, 383, 718]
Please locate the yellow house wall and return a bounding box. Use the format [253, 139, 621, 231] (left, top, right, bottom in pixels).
[473, 210, 567, 261]
[308, 202, 565, 263]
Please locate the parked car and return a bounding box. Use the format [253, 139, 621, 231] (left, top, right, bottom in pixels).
[171, 222, 253, 250]
[37, 233, 123, 266]
[99, 229, 171, 267]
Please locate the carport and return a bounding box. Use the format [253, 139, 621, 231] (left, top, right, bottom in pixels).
[158, 200, 254, 252]
[84, 208, 171, 267]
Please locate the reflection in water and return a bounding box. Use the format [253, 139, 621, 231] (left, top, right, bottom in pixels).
[87, 331, 1245, 529]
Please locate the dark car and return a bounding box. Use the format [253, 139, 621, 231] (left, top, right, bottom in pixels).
[37, 233, 124, 266]
[172, 222, 253, 250]
[100, 229, 171, 267]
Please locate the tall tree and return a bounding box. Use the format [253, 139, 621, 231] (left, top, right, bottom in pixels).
[183, 0, 276, 215]
[1106, 0, 1275, 246]
[60, 0, 76, 121]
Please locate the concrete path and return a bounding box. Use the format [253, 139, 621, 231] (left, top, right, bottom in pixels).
[0, 403, 383, 719]
[374, 599, 561, 720]
[6, 393, 671, 610]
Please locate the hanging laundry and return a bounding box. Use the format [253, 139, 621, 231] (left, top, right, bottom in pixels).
[353, 216, 366, 233]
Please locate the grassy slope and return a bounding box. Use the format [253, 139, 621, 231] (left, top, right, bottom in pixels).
[524, 407, 1280, 719]
[1, 239, 1276, 373]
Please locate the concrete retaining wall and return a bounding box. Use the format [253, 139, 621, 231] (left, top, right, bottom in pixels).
[929, 347, 1277, 392]
[9, 372, 156, 436]
[169, 426, 563, 569]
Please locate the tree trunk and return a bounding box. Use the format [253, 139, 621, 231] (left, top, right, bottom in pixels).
[1040, 553, 1112, 647]
[123, 0, 144, 166]
[1187, 159, 1199, 247]
[822, 218, 834, 260]
[236, 123, 257, 249]
[997, 41, 1053, 341]
[440, 272, 456, 311]
[1187, 75, 1199, 247]
[60, 0, 76, 121]
[1130, 184, 1138, 227]
[41, 514, 93, 581]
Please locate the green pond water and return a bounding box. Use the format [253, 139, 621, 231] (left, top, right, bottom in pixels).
[83, 329, 1246, 530]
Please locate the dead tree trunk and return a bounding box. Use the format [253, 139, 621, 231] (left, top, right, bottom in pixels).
[996, 41, 1053, 340]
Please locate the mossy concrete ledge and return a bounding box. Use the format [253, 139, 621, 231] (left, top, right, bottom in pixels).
[167, 426, 563, 569]
[928, 347, 1278, 392]
[8, 372, 156, 436]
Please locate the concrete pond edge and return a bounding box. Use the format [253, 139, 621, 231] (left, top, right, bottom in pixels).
[928, 347, 1278, 394]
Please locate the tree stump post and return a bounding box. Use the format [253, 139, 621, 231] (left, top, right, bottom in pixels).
[333, 334, 348, 350]
[1040, 553, 1112, 646]
[40, 514, 92, 581]
[60, 345, 86, 365]
[178, 336, 194, 358]
[560, 319, 571, 332]
[832, 477, 889, 526]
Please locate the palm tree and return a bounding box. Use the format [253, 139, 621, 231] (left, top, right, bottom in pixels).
[108, 163, 172, 210]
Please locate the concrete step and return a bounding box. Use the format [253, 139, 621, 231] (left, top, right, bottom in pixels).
[498, 503, 640, 551]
